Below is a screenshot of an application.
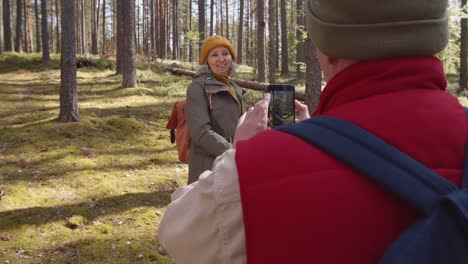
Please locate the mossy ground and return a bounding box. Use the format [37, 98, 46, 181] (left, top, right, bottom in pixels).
[0, 52, 465, 264]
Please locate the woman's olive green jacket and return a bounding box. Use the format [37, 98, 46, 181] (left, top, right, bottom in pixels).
[185, 74, 244, 184]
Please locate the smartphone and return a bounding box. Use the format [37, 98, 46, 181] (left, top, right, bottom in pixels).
[267, 84, 295, 128]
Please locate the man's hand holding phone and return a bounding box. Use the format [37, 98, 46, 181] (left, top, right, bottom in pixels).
[233, 93, 270, 147]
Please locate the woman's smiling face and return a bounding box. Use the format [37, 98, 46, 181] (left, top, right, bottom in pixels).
[207, 46, 232, 76]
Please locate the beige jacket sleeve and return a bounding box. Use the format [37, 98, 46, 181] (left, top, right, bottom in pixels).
[157, 149, 246, 264]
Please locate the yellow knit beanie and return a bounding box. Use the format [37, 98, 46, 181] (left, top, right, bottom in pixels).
[199, 35, 236, 64]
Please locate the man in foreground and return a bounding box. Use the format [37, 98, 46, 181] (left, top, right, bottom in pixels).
[158, 0, 467, 263]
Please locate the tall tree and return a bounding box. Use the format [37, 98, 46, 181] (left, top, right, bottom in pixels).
[225, 0, 229, 39]
[91, 0, 100, 54]
[3, 0, 12, 51]
[256, 0, 266, 82]
[55, 0, 60, 52]
[24, 0, 33, 52]
[267, 0, 276, 83]
[116, 0, 123, 74]
[16, 0, 23, 52]
[172, 0, 179, 59]
[59, 0, 79, 122]
[279, 0, 288, 75]
[459, 0, 467, 93]
[0, 0, 2, 54]
[209, 0, 213, 35]
[304, 37, 321, 112]
[237, 0, 244, 64]
[102, 0, 106, 55]
[34, 0, 40, 52]
[188, 0, 193, 61]
[80, 0, 86, 54]
[198, 0, 205, 51]
[41, 0, 50, 63]
[121, 0, 136, 88]
[296, 0, 305, 79]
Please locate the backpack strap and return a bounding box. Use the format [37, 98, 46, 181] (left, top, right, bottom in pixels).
[276, 109, 468, 215]
[463, 108, 468, 188]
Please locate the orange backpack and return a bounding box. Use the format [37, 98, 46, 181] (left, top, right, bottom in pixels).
[166, 93, 212, 164]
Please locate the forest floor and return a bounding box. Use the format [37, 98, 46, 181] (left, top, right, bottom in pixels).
[0, 52, 263, 264]
[0, 53, 466, 264]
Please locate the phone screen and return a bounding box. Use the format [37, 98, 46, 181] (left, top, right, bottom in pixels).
[268, 84, 295, 128]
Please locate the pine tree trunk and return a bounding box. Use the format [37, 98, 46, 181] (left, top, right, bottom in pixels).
[116, 0, 123, 74]
[3, 0, 13, 51]
[296, 0, 305, 79]
[34, 0, 40, 52]
[41, 0, 50, 64]
[459, 0, 467, 93]
[0, 0, 2, 54]
[209, 0, 213, 35]
[256, 0, 266, 82]
[102, 0, 106, 55]
[304, 37, 321, 112]
[25, 0, 33, 52]
[59, 0, 79, 122]
[16, 0, 23, 52]
[267, 0, 276, 83]
[188, 0, 193, 61]
[121, 0, 136, 88]
[198, 0, 205, 52]
[225, 0, 229, 39]
[172, 0, 178, 59]
[55, 0, 60, 53]
[280, 0, 288, 75]
[237, 0, 244, 64]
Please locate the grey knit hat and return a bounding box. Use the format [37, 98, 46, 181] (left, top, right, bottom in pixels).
[306, 0, 449, 60]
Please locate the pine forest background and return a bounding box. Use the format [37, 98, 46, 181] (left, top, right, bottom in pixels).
[0, 0, 467, 263]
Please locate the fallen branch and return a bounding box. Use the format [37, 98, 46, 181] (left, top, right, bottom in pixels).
[165, 66, 305, 101]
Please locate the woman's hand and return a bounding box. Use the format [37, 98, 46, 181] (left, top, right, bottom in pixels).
[295, 100, 310, 122]
[233, 93, 270, 147]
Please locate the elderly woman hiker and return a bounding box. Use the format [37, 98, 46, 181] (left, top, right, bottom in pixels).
[184, 35, 244, 184]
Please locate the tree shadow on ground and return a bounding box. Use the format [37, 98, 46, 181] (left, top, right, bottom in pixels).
[0, 190, 175, 231]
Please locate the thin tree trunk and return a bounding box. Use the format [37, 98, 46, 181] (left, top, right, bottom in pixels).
[267, 0, 276, 83]
[188, 0, 193, 61]
[225, 0, 228, 39]
[102, 0, 106, 55]
[25, 0, 33, 52]
[279, 0, 288, 75]
[172, 0, 178, 59]
[237, 0, 244, 64]
[91, 0, 98, 54]
[295, 0, 305, 79]
[198, 0, 205, 52]
[34, 0, 40, 52]
[209, 0, 213, 35]
[256, 0, 266, 82]
[59, 0, 79, 122]
[116, 0, 123, 74]
[16, 0, 23, 52]
[55, 0, 60, 52]
[304, 37, 321, 112]
[81, 0, 86, 55]
[0, 0, 2, 54]
[121, 0, 136, 88]
[459, 0, 467, 93]
[49, 2, 54, 53]
[3, 0, 12, 51]
[41, 0, 50, 63]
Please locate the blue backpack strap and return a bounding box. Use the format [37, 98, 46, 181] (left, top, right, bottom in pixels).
[276, 113, 465, 215]
[464, 108, 468, 188]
